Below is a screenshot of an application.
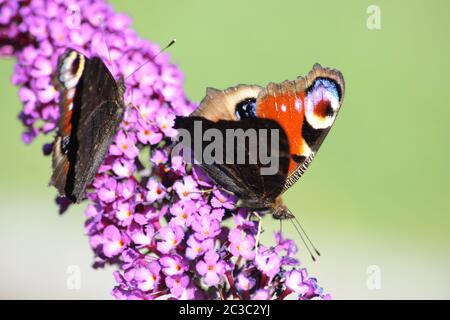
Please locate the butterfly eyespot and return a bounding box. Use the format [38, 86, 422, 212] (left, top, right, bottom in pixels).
[235, 98, 257, 119]
[304, 77, 341, 129]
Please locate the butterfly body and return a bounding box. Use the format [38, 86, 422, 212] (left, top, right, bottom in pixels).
[50, 50, 125, 203]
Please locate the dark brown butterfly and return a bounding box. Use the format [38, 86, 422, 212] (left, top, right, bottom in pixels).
[175, 64, 345, 219]
[50, 49, 125, 203]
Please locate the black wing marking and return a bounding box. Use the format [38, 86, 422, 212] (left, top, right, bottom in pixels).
[174, 116, 290, 209]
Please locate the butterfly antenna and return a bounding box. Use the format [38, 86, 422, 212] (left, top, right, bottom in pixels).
[288, 218, 317, 262]
[98, 16, 116, 75]
[253, 211, 263, 257]
[125, 39, 177, 81]
[292, 215, 321, 257]
[123, 39, 176, 125]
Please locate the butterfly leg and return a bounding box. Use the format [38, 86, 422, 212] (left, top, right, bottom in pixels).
[192, 188, 214, 194]
[98, 16, 116, 75]
[253, 211, 263, 257]
[191, 185, 235, 197]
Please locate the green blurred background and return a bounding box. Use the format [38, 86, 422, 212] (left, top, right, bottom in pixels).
[1, 0, 449, 299]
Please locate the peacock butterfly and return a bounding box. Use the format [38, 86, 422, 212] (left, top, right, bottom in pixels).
[50, 49, 125, 203]
[175, 63, 345, 219]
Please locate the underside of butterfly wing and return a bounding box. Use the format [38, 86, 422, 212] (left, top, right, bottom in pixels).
[50, 50, 125, 203]
[71, 57, 125, 202]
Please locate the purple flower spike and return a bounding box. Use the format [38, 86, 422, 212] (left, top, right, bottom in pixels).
[1, 0, 328, 300]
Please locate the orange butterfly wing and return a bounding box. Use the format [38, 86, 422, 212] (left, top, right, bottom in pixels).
[256, 64, 345, 191]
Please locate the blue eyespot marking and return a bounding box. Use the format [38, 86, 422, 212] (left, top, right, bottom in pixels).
[235, 98, 257, 119]
[312, 78, 341, 101]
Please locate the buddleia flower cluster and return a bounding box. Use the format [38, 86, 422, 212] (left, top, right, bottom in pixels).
[0, 0, 329, 300]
